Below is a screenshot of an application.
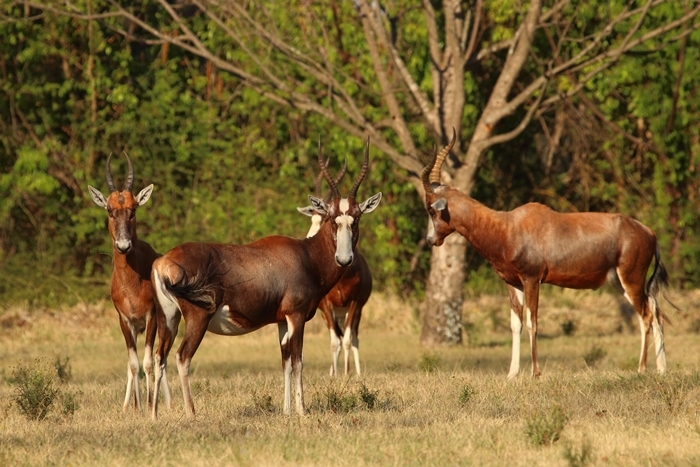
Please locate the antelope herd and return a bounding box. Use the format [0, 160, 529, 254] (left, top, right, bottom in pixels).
[91, 132, 672, 419]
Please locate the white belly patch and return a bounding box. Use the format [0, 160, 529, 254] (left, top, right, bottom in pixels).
[207, 305, 252, 336]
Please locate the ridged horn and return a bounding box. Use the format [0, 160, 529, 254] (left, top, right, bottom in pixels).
[105, 153, 117, 193]
[318, 137, 341, 199]
[349, 137, 370, 199]
[429, 129, 457, 184]
[123, 151, 134, 192]
[420, 145, 437, 195]
[323, 158, 347, 203]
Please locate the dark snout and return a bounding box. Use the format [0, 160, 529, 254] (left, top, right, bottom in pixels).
[335, 255, 354, 268]
[115, 239, 132, 254]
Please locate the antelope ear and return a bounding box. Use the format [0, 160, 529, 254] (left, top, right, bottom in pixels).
[431, 198, 447, 211]
[136, 184, 154, 206]
[88, 185, 108, 209]
[308, 195, 329, 215]
[359, 192, 382, 213]
[296, 206, 315, 217]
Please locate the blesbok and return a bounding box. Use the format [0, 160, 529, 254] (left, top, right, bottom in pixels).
[150, 140, 382, 419]
[297, 161, 373, 377]
[421, 131, 670, 379]
[88, 152, 171, 411]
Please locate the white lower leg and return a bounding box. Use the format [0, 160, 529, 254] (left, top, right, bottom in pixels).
[279, 321, 292, 415]
[650, 299, 666, 373]
[124, 349, 141, 411]
[294, 356, 305, 415]
[283, 355, 292, 415]
[351, 332, 361, 376]
[507, 309, 522, 380]
[637, 314, 648, 372]
[143, 344, 153, 408]
[329, 329, 341, 377]
[342, 327, 353, 376]
[162, 370, 172, 409]
[152, 354, 164, 420]
[176, 354, 194, 418]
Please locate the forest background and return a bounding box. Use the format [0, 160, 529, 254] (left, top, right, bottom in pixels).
[1, 0, 700, 342]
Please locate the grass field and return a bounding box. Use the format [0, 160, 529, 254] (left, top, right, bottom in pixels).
[1, 288, 700, 466]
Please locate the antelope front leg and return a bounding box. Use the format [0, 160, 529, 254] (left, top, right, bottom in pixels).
[278, 320, 293, 415]
[118, 317, 142, 412]
[506, 286, 524, 380]
[143, 312, 157, 411]
[152, 310, 178, 420]
[279, 315, 306, 415]
[523, 280, 542, 378]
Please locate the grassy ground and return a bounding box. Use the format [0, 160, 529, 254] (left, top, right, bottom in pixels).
[1, 288, 699, 466]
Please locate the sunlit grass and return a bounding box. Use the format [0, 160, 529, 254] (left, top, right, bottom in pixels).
[1, 289, 700, 466]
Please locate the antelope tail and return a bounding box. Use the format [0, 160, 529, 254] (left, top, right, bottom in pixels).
[646, 246, 674, 325]
[162, 256, 223, 311]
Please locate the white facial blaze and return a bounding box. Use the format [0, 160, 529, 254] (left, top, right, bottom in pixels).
[334, 198, 354, 266]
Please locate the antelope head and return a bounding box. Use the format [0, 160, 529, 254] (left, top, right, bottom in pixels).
[307, 138, 382, 267]
[88, 152, 154, 254]
[421, 130, 457, 247]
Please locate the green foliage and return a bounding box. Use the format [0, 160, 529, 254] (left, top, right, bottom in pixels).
[10, 358, 60, 421]
[526, 405, 569, 447]
[1, 0, 700, 310]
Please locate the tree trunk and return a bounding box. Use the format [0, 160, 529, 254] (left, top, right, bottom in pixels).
[420, 232, 468, 345]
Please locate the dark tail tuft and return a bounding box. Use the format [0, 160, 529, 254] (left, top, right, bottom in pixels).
[646, 246, 677, 325]
[163, 254, 224, 311]
[646, 246, 669, 298]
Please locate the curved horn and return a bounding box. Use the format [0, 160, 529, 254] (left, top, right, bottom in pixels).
[314, 157, 330, 198]
[323, 158, 347, 203]
[318, 137, 341, 199]
[420, 145, 437, 195]
[123, 151, 134, 192]
[348, 137, 370, 199]
[105, 152, 117, 193]
[429, 128, 457, 184]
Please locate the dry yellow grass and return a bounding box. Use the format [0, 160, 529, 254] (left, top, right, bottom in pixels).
[1, 289, 699, 466]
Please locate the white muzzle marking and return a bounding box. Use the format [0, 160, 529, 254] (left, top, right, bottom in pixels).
[334, 199, 354, 266]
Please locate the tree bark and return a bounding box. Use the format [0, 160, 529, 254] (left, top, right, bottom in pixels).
[420, 232, 468, 345]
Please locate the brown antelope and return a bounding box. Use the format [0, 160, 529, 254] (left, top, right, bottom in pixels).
[297, 161, 373, 377]
[150, 140, 382, 419]
[421, 131, 669, 379]
[88, 152, 171, 412]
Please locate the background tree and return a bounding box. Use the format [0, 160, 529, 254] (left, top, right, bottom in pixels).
[3, 1, 700, 345]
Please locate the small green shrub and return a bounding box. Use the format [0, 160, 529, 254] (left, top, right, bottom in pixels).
[60, 390, 80, 416]
[562, 437, 594, 467]
[583, 345, 607, 368]
[11, 359, 60, 421]
[561, 320, 577, 336]
[359, 383, 378, 410]
[526, 405, 568, 446]
[419, 353, 440, 373]
[252, 390, 275, 413]
[54, 356, 72, 383]
[458, 384, 476, 406]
